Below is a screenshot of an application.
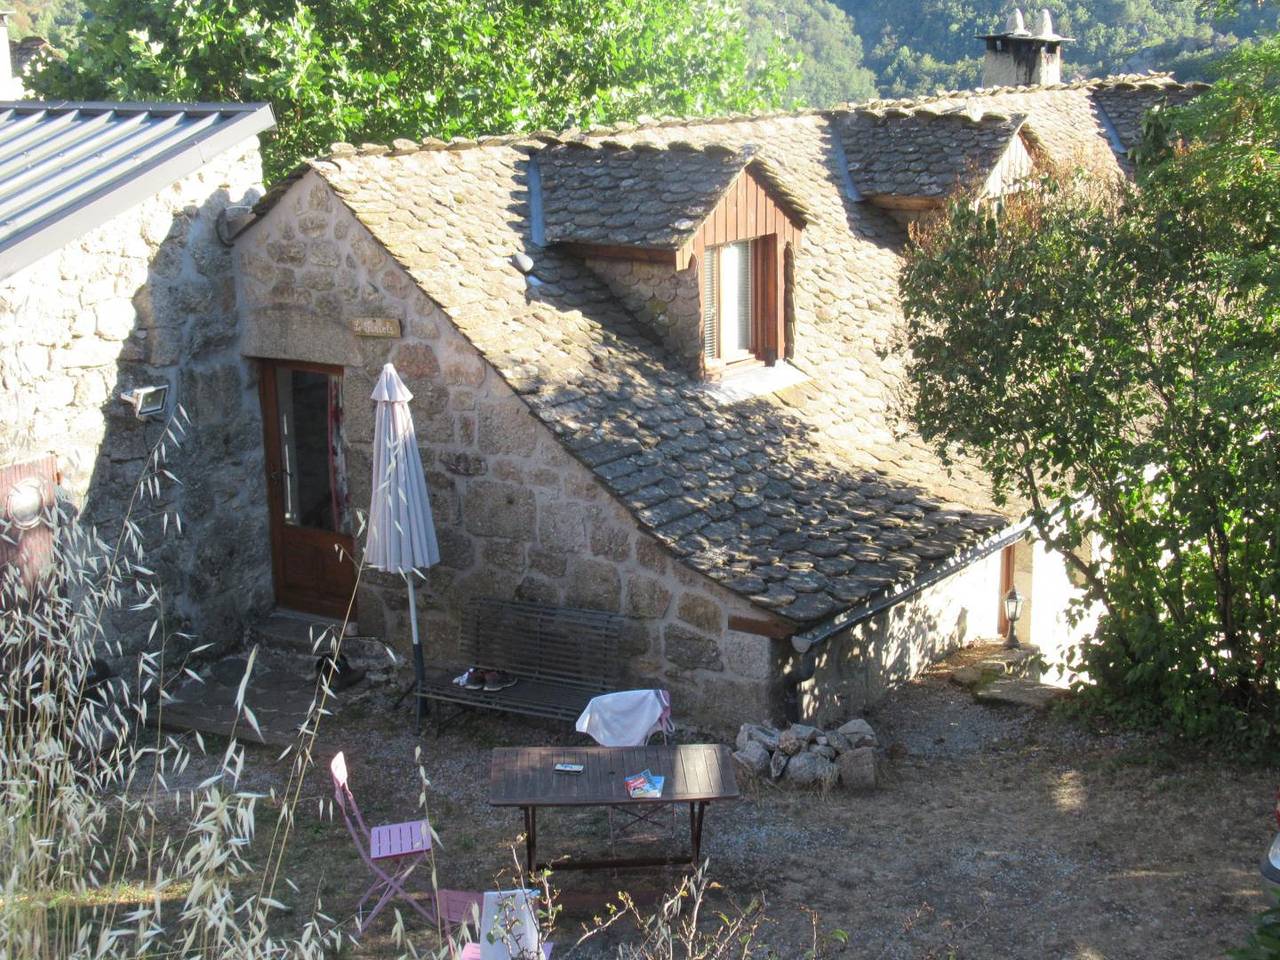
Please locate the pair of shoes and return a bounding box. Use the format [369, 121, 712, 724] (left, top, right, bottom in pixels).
[459, 667, 517, 692]
[482, 670, 517, 692]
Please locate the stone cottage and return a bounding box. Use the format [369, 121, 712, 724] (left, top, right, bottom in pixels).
[230, 29, 1204, 731]
[0, 100, 277, 667]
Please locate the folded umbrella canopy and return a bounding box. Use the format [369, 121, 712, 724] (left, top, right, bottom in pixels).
[367, 363, 440, 731]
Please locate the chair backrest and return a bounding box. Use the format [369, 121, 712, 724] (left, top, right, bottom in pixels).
[462, 597, 622, 690]
[576, 689, 672, 747]
[330, 751, 370, 845]
[480, 889, 540, 960]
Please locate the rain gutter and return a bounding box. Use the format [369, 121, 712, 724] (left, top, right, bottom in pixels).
[789, 517, 1033, 653]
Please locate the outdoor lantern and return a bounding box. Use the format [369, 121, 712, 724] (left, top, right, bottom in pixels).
[120, 384, 169, 418]
[1003, 585, 1024, 649]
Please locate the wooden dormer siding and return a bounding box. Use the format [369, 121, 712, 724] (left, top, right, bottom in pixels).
[684, 166, 805, 372]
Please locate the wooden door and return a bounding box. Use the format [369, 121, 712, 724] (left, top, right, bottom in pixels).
[259, 360, 357, 620]
[997, 544, 1015, 636]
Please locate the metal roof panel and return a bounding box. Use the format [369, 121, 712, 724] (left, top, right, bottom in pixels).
[0, 100, 275, 280]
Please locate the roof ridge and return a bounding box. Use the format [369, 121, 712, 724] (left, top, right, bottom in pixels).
[311, 70, 1209, 165]
[853, 104, 1025, 125]
[542, 136, 750, 160]
[838, 71, 1209, 113]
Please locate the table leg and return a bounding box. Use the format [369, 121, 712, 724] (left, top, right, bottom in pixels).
[690, 801, 707, 867]
[523, 806, 537, 875]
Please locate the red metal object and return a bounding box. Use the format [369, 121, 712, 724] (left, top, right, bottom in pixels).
[0, 455, 58, 595]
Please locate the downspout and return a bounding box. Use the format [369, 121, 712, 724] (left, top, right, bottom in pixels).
[526, 154, 546, 247]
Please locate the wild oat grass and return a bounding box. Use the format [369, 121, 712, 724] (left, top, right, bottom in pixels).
[0, 409, 809, 959]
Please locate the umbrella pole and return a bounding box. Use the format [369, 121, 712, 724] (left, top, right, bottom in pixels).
[406, 574, 426, 733]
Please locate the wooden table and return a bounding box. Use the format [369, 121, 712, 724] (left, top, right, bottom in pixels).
[488, 744, 738, 872]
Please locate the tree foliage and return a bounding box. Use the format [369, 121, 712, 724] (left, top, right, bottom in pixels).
[6, 0, 84, 47]
[745, 0, 877, 107]
[32, 0, 795, 180]
[899, 35, 1280, 747]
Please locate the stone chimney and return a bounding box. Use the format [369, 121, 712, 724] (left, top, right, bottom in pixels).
[979, 8, 1071, 88]
[0, 10, 20, 100]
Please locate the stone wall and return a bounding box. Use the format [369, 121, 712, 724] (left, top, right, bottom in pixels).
[584, 257, 703, 373]
[0, 137, 274, 670]
[791, 547, 1004, 726]
[235, 170, 785, 734]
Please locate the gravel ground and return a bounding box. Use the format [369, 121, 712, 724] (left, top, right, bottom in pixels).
[149, 654, 1279, 959]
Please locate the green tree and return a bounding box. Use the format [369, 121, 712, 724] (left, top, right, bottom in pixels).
[898, 35, 1280, 747]
[33, 0, 795, 180]
[745, 0, 877, 107]
[8, 0, 83, 48]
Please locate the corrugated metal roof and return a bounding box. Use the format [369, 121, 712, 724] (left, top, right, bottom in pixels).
[0, 100, 275, 279]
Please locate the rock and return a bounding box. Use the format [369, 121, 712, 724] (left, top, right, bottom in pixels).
[838, 746, 877, 791]
[777, 732, 802, 756]
[769, 749, 790, 781]
[732, 741, 771, 779]
[825, 731, 854, 754]
[750, 725, 780, 752]
[973, 678, 1065, 710]
[816, 735, 829, 747]
[736, 723, 780, 753]
[778, 723, 818, 755]
[784, 751, 839, 789]
[808, 744, 837, 760]
[836, 717, 878, 748]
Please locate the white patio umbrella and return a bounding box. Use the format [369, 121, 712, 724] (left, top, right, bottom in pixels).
[366, 362, 439, 730]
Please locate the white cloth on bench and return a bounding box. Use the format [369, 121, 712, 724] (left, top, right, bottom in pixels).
[575, 689, 672, 747]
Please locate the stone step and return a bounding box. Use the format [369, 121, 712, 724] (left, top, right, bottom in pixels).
[154, 612, 405, 746]
[948, 640, 1044, 690]
[247, 611, 394, 671]
[972, 677, 1067, 711]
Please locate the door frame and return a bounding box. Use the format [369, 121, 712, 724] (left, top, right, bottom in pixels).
[997, 543, 1015, 636]
[258, 357, 357, 620]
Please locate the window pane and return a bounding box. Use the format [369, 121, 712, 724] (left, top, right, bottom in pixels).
[277, 368, 339, 531]
[718, 241, 752, 358]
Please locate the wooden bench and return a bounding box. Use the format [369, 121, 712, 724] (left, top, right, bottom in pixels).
[419, 597, 623, 730]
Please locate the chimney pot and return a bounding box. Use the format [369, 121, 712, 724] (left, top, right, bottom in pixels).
[980, 7, 1069, 88]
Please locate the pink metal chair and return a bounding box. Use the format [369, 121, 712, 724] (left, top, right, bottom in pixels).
[330, 751, 481, 933]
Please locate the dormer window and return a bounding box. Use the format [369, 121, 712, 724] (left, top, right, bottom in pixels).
[702, 240, 754, 363]
[537, 142, 808, 377]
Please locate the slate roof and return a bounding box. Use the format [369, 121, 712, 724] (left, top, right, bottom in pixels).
[249, 72, 1202, 631]
[1093, 82, 1201, 154]
[0, 100, 275, 279]
[837, 109, 1026, 202]
[539, 140, 813, 249]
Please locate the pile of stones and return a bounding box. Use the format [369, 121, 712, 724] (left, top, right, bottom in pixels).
[732, 718, 878, 791]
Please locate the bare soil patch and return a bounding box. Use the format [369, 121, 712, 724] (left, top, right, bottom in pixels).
[155, 658, 1278, 959]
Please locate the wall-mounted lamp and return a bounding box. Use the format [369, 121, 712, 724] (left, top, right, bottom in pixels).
[5, 476, 45, 530]
[120, 384, 170, 418]
[1003, 585, 1024, 649]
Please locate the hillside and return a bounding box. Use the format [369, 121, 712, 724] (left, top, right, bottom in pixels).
[841, 0, 1280, 98]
